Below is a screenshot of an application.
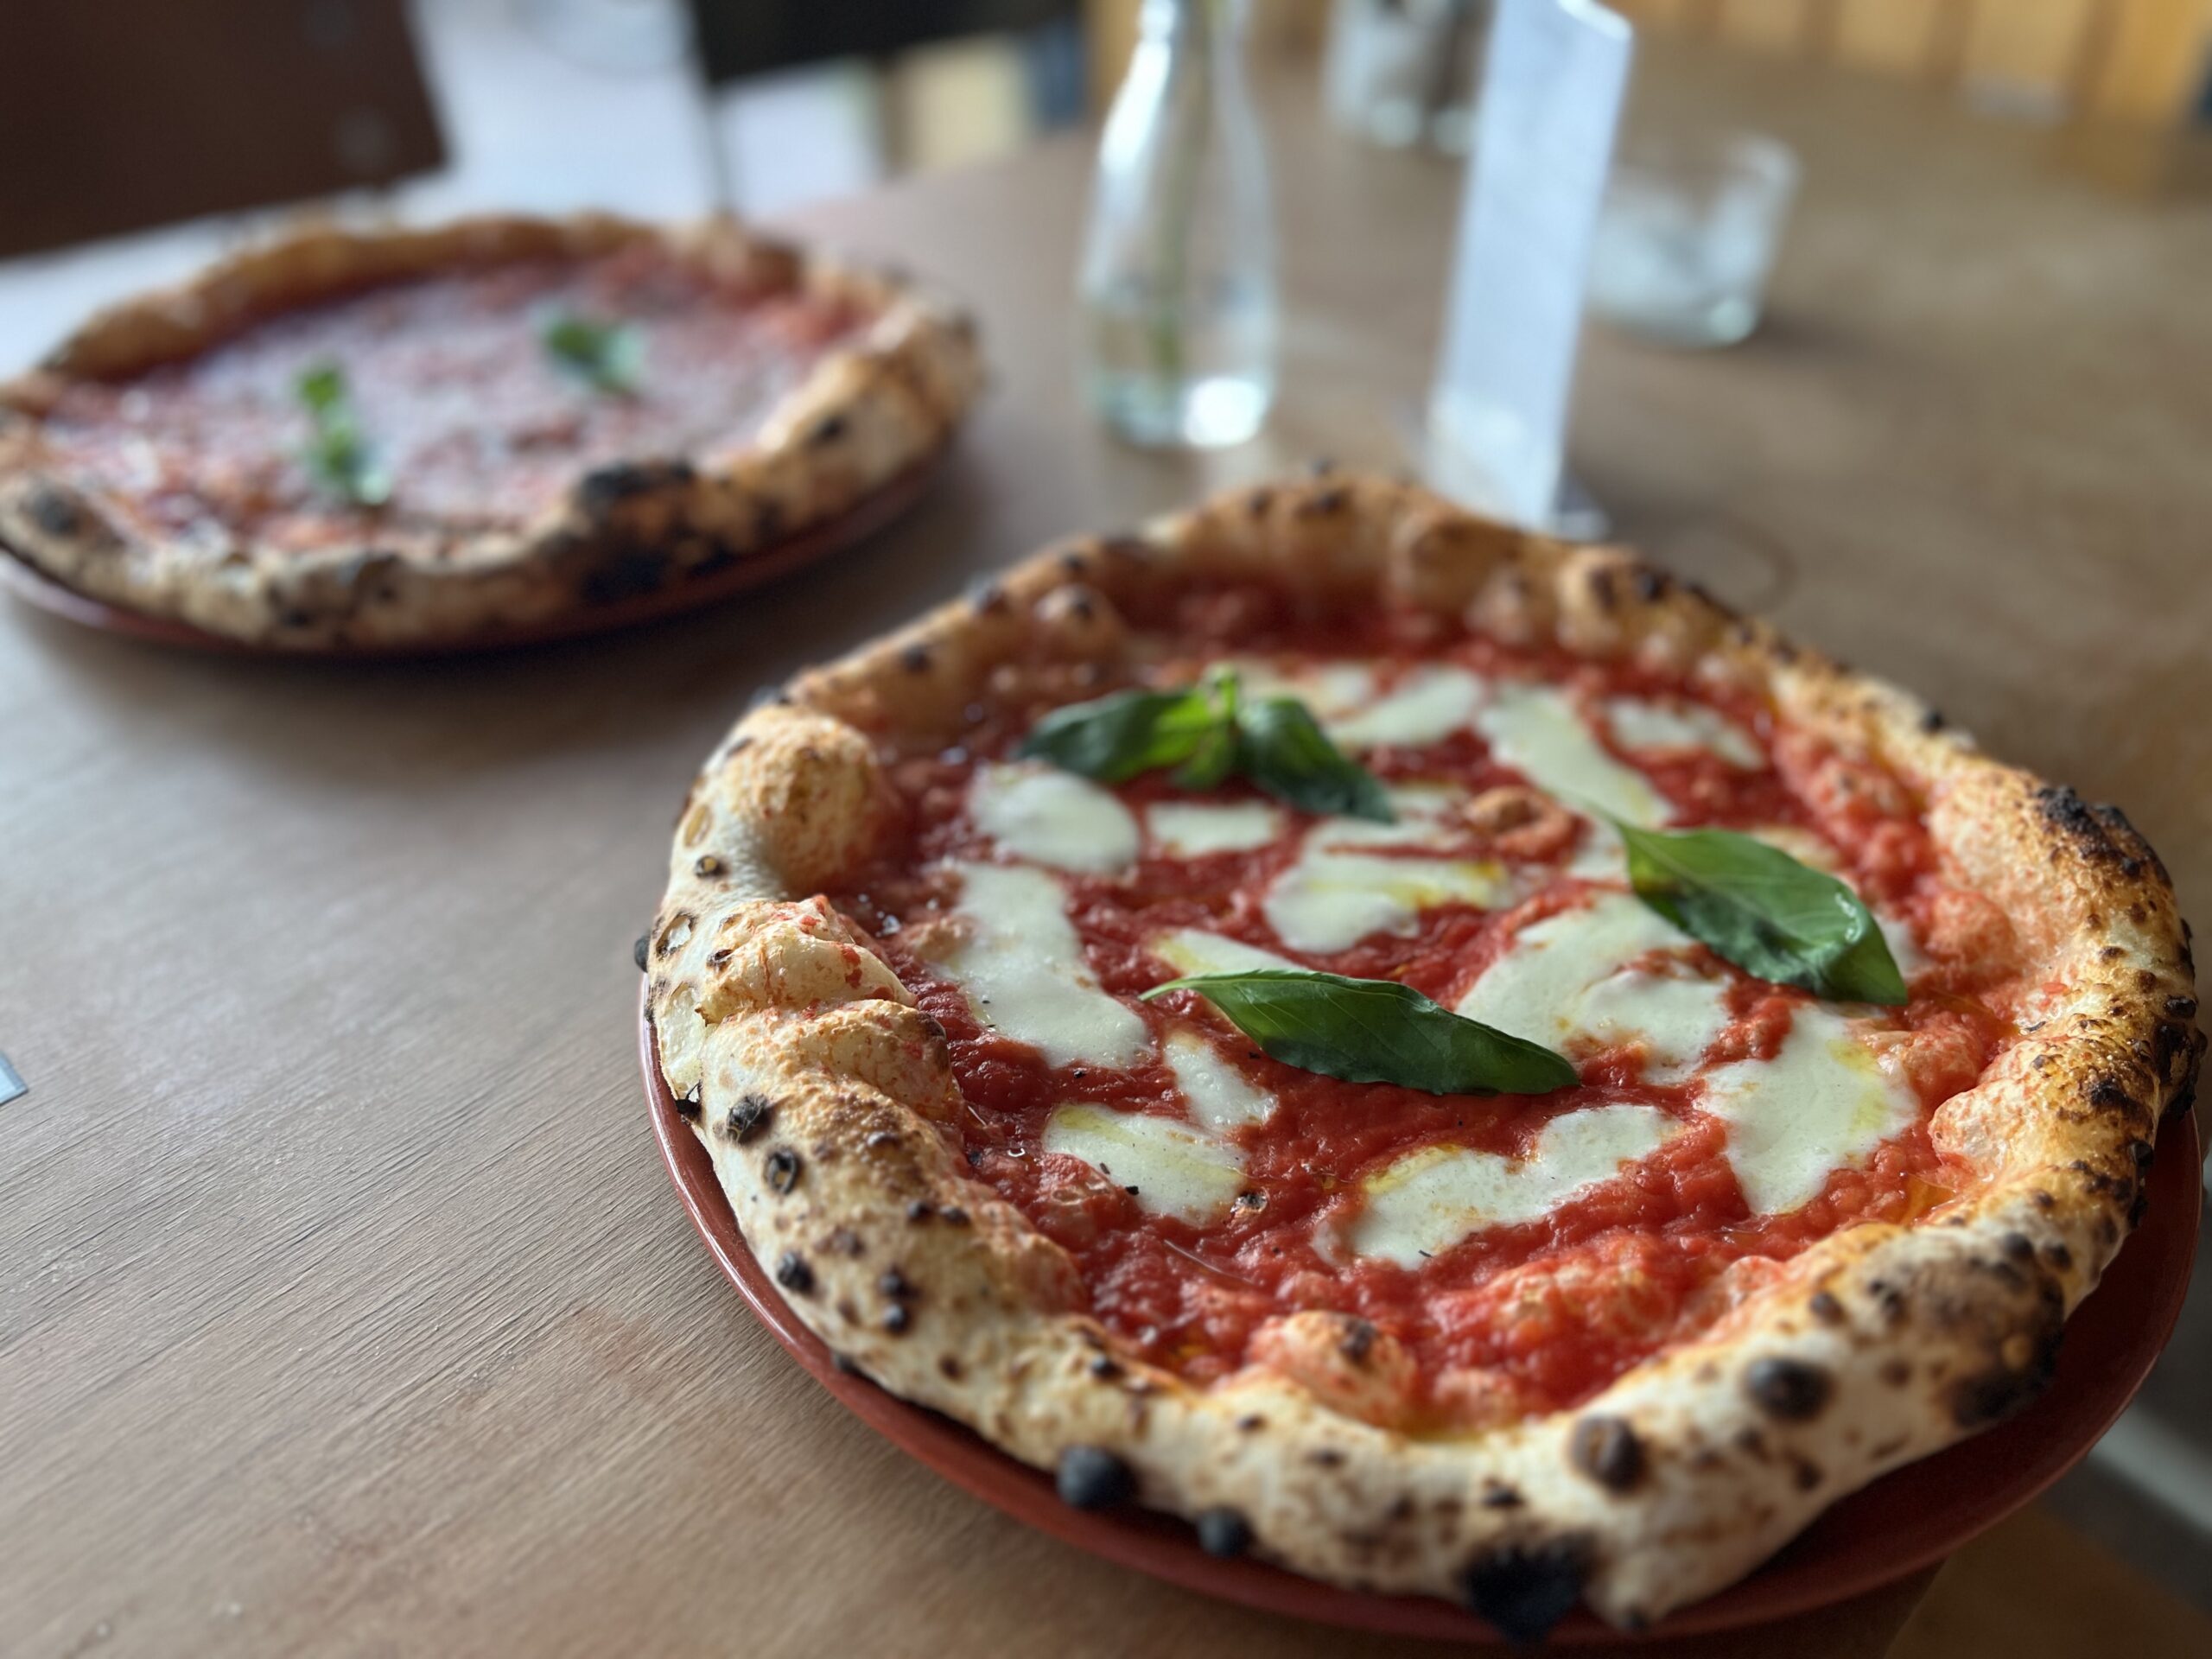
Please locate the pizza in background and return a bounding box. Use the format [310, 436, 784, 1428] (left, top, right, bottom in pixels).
[645, 473, 2199, 1635]
[0, 214, 978, 649]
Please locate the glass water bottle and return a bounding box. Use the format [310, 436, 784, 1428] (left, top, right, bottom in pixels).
[1077, 0, 1278, 449]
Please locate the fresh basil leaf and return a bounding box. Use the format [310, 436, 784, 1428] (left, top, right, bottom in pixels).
[542, 311, 644, 395]
[1017, 684, 1224, 783]
[1018, 670, 1394, 823]
[1235, 696, 1395, 823]
[1169, 667, 1241, 788]
[1142, 969, 1578, 1096]
[1616, 822, 1908, 1005]
[296, 363, 346, 416]
[294, 362, 389, 507]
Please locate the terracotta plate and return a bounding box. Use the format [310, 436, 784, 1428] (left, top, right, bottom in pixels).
[0, 454, 944, 658]
[639, 988, 2201, 1643]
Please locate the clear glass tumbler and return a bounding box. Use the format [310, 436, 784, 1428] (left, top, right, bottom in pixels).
[1586, 130, 1800, 349]
[1077, 0, 1278, 448]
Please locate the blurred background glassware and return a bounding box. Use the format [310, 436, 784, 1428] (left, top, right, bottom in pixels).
[518, 0, 691, 74]
[1077, 0, 1277, 449]
[1587, 130, 1800, 349]
[1322, 0, 1488, 155]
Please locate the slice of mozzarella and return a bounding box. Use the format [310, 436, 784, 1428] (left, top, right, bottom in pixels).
[1147, 800, 1281, 857]
[969, 763, 1139, 874]
[1230, 658, 1377, 721]
[1454, 891, 1728, 1081]
[1043, 1103, 1246, 1224]
[1325, 664, 1486, 749]
[1164, 1027, 1277, 1130]
[1347, 1105, 1679, 1267]
[926, 862, 1151, 1068]
[1264, 792, 1507, 955]
[1477, 683, 1670, 828]
[1700, 1006, 1919, 1215]
[1152, 927, 1302, 977]
[1604, 696, 1765, 770]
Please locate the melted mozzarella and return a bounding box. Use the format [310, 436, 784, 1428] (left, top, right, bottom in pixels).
[1348, 1106, 1679, 1266]
[969, 764, 1139, 874]
[1233, 659, 1376, 720]
[1477, 683, 1670, 827]
[1044, 1103, 1246, 1224]
[1605, 696, 1765, 769]
[1700, 1007, 1919, 1215]
[1454, 892, 1728, 1080]
[928, 862, 1151, 1068]
[1165, 1027, 1277, 1129]
[1152, 927, 1301, 977]
[1326, 665, 1486, 749]
[1264, 789, 1507, 955]
[1147, 800, 1281, 857]
[1878, 912, 1929, 978]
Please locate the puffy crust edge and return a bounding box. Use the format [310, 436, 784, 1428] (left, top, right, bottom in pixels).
[0, 213, 981, 650]
[645, 472, 2200, 1631]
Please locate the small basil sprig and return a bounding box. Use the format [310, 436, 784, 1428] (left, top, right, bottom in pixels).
[1615, 821, 1907, 1005]
[295, 363, 389, 506]
[1019, 670, 1394, 823]
[1143, 969, 1578, 1096]
[541, 311, 644, 394]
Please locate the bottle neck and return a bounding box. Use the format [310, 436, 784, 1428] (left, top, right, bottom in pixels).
[1138, 0, 1248, 47]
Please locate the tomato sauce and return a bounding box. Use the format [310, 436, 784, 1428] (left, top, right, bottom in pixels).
[830, 599, 2015, 1426]
[39, 241, 867, 550]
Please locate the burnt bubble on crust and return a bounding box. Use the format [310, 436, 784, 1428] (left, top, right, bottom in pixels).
[2032, 784, 2162, 880]
[1744, 1357, 1834, 1421]
[26, 484, 86, 537]
[765, 1147, 803, 1194]
[1569, 1416, 1646, 1493]
[1950, 1299, 2065, 1427]
[632, 932, 651, 972]
[1460, 1541, 1589, 1645]
[773, 1250, 815, 1294]
[726, 1093, 774, 1142]
[575, 457, 696, 513]
[1195, 1507, 1255, 1558]
[1055, 1446, 1136, 1510]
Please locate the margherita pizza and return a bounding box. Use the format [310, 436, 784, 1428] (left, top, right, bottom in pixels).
[0, 214, 978, 649]
[645, 474, 2198, 1634]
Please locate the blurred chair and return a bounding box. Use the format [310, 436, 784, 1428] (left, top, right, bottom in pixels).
[684, 0, 1084, 213]
[0, 0, 443, 260]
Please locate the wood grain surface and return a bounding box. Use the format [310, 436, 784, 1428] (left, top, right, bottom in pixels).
[3, 42, 2207, 1659]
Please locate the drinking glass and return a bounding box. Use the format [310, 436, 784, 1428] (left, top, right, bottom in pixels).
[1587, 130, 1799, 348]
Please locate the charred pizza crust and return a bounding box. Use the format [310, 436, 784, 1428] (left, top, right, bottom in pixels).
[0, 213, 979, 650]
[645, 473, 2199, 1633]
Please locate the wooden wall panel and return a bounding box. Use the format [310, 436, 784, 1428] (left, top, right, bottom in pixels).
[1963, 0, 2101, 108]
[1834, 0, 1958, 79]
[2083, 0, 2212, 120]
[1719, 0, 1819, 54]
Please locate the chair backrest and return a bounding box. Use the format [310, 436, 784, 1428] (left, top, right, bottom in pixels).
[0, 0, 443, 261]
[688, 0, 1081, 87]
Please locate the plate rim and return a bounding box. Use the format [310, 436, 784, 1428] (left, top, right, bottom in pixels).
[0, 450, 947, 659]
[637, 982, 2201, 1644]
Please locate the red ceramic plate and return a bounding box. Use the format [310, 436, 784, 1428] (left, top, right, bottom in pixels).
[0, 454, 944, 658]
[640, 988, 2200, 1643]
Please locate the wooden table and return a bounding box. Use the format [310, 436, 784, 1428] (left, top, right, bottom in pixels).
[4, 42, 2208, 1659]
